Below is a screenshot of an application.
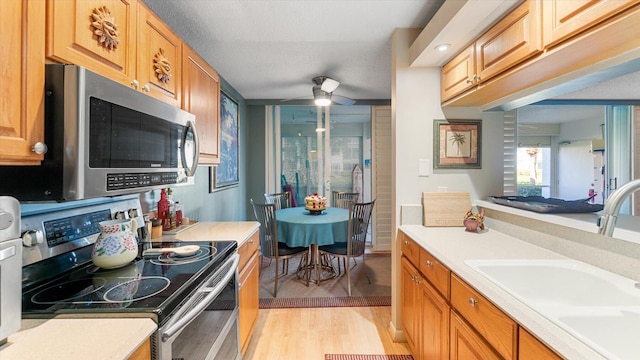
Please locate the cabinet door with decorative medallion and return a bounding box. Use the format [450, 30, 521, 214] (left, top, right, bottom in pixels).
[1, 0, 46, 165]
[137, 3, 182, 106]
[46, 0, 137, 88]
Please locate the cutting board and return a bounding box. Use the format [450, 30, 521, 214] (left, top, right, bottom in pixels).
[422, 192, 471, 227]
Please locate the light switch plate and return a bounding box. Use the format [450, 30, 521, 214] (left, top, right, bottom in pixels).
[419, 159, 431, 177]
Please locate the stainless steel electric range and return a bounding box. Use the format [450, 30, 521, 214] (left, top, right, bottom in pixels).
[20, 198, 241, 360]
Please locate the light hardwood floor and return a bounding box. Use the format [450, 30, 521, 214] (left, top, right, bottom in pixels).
[243, 306, 411, 360]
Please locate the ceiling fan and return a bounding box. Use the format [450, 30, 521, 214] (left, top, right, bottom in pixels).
[282, 76, 356, 106]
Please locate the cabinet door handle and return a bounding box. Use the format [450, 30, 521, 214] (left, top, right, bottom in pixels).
[142, 84, 151, 92]
[131, 79, 139, 89]
[32, 142, 48, 155]
[466, 78, 474, 84]
[403, 240, 409, 245]
[469, 297, 478, 307]
[425, 260, 432, 266]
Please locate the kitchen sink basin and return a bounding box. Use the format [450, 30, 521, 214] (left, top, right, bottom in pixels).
[465, 259, 640, 359]
[558, 309, 640, 360]
[464, 259, 640, 307]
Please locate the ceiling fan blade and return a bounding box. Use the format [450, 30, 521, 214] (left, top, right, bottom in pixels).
[332, 95, 356, 106]
[321, 78, 340, 93]
[281, 95, 312, 102]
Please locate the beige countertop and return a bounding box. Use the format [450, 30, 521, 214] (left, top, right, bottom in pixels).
[399, 224, 606, 360]
[160, 221, 260, 247]
[1, 318, 156, 360]
[3, 221, 259, 359]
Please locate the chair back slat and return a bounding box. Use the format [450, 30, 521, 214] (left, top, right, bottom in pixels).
[250, 199, 279, 258]
[264, 191, 292, 210]
[332, 191, 360, 209]
[346, 200, 375, 257]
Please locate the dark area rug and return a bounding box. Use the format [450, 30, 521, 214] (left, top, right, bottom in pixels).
[325, 355, 414, 360]
[259, 295, 391, 309]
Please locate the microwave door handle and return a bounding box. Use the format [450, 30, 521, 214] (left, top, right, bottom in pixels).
[181, 120, 199, 177]
[161, 254, 239, 342]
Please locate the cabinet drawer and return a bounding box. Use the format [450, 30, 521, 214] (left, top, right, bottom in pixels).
[238, 230, 259, 271]
[400, 231, 420, 266]
[451, 274, 517, 360]
[419, 247, 450, 300]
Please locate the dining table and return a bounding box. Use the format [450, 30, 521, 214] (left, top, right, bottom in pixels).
[276, 206, 349, 284]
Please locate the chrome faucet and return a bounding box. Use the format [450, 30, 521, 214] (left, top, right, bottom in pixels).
[598, 178, 640, 236]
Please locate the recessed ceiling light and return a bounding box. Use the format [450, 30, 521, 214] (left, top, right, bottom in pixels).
[435, 43, 451, 52]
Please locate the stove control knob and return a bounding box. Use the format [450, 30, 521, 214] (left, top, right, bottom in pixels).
[22, 230, 44, 247]
[114, 211, 126, 220]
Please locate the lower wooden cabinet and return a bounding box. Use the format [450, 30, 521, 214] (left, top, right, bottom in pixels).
[400, 256, 421, 353]
[450, 311, 502, 360]
[419, 275, 449, 360]
[450, 273, 517, 360]
[519, 328, 563, 360]
[127, 338, 151, 360]
[238, 229, 260, 354]
[401, 254, 450, 360]
[400, 230, 563, 360]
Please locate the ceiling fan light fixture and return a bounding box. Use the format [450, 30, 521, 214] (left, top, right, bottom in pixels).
[313, 86, 332, 106]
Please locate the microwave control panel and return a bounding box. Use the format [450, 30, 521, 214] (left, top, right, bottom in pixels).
[107, 172, 180, 191]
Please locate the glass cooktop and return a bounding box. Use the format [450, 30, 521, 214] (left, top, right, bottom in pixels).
[21, 241, 236, 324]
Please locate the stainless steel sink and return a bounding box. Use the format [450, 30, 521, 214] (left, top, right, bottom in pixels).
[465, 259, 640, 359]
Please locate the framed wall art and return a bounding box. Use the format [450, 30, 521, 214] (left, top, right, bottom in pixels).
[210, 91, 239, 191]
[433, 119, 482, 169]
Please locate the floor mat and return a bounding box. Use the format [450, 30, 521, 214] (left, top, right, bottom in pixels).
[324, 355, 414, 360]
[259, 295, 391, 309]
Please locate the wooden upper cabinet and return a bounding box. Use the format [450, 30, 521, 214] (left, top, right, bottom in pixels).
[182, 45, 221, 165]
[475, 0, 542, 82]
[137, 3, 182, 107]
[46, 0, 181, 106]
[542, 0, 638, 48]
[441, 0, 541, 103]
[0, 0, 46, 165]
[46, 0, 137, 87]
[441, 43, 476, 102]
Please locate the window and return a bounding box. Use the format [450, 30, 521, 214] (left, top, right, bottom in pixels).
[516, 147, 551, 197]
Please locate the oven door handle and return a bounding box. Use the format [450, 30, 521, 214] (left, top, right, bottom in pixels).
[161, 253, 239, 342]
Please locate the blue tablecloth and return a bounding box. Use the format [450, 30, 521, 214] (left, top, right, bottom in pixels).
[276, 207, 349, 247]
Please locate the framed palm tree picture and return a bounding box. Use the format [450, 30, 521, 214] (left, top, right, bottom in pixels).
[434, 119, 481, 169]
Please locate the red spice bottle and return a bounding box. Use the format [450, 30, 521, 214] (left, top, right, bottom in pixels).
[158, 189, 170, 231]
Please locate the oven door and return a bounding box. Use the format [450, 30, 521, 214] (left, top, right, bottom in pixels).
[155, 253, 240, 360]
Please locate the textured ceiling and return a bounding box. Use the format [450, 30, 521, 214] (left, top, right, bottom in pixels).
[141, 0, 445, 102]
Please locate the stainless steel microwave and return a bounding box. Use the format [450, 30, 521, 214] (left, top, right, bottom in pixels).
[0, 64, 199, 201]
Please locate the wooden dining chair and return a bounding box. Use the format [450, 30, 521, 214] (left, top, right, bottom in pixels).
[250, 199, 309, 297]
[331, 191, 360, 209]
[319, 200, 375, 296]
[264, 191, 292, 210]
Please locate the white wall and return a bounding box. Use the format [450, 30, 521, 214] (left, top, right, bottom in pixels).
[390, 28, 506, 338]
